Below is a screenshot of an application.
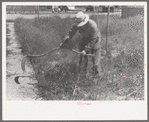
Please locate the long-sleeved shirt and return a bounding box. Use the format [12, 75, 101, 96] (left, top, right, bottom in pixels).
[69, 19, 101, 50]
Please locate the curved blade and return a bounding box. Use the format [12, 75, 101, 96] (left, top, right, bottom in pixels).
[21, 56, 27, 72]
[14, 76, 20, 84]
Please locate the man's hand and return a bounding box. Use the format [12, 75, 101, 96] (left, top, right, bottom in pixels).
[60, 35, 70, 47]
[81, 50, 86, 55]
[64, 35, 69, 41]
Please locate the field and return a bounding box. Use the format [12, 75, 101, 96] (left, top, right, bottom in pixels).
[13, 13, 144, 100]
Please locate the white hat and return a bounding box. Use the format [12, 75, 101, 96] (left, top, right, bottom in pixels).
[75, 11, 89, 27]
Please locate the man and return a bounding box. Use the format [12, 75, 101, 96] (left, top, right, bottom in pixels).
[65, 11, 102, 77]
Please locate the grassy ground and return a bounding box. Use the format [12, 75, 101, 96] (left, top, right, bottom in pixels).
[6, 19, 15, 22]
[14, 14, 144, 100]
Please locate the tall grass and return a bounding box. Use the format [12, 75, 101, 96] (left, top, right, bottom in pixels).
[6, 25, 11, 57]
[14, 14, 144, 100]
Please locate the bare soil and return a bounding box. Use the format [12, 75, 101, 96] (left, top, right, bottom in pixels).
[6, 23, 41, 101]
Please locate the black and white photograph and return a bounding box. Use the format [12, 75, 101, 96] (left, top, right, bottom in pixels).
[2, 1, 147, 120]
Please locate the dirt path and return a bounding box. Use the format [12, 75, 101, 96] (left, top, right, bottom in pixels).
[6, 23, 40, 101]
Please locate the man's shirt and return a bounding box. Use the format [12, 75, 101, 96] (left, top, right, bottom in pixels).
[69, 19, 101, 50]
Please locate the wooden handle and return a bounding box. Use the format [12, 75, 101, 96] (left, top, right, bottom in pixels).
[26, 47, 60, 57]
[71, 49, 95, 57]
[24, 46, 95, 58]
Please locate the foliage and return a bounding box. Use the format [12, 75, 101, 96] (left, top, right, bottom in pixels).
[14, 14, 144, 100]
[6, 25, 11, 57]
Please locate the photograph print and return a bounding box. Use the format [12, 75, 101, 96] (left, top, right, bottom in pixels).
[5, 3, 146, 101]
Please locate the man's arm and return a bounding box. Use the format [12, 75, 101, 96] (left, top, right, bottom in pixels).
[69, 24, 78, 39]
[85, 28, 100, 50]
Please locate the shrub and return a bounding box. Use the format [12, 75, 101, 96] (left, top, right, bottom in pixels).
[14, 14, 144, 100]
[6, 25, 11, 57]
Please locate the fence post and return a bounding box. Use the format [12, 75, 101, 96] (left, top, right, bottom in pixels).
[36, 5, 39, 18]
[106, 5, 110, 54]
[13, 5, 16, 13]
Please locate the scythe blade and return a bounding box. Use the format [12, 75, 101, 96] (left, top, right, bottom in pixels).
[21, 56, 28, 72]
[14, 76, 20, 84]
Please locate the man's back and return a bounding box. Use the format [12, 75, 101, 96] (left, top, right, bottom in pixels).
[78, 19, 99, 39]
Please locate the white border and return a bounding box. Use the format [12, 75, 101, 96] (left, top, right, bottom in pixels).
[2, 2, 147, 120]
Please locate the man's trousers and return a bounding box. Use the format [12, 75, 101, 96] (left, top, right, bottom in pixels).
[79, 42, 101, 76]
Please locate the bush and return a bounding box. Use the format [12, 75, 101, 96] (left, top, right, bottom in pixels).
[14, 14, 144, 100]
[6, 25, 11, 57]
